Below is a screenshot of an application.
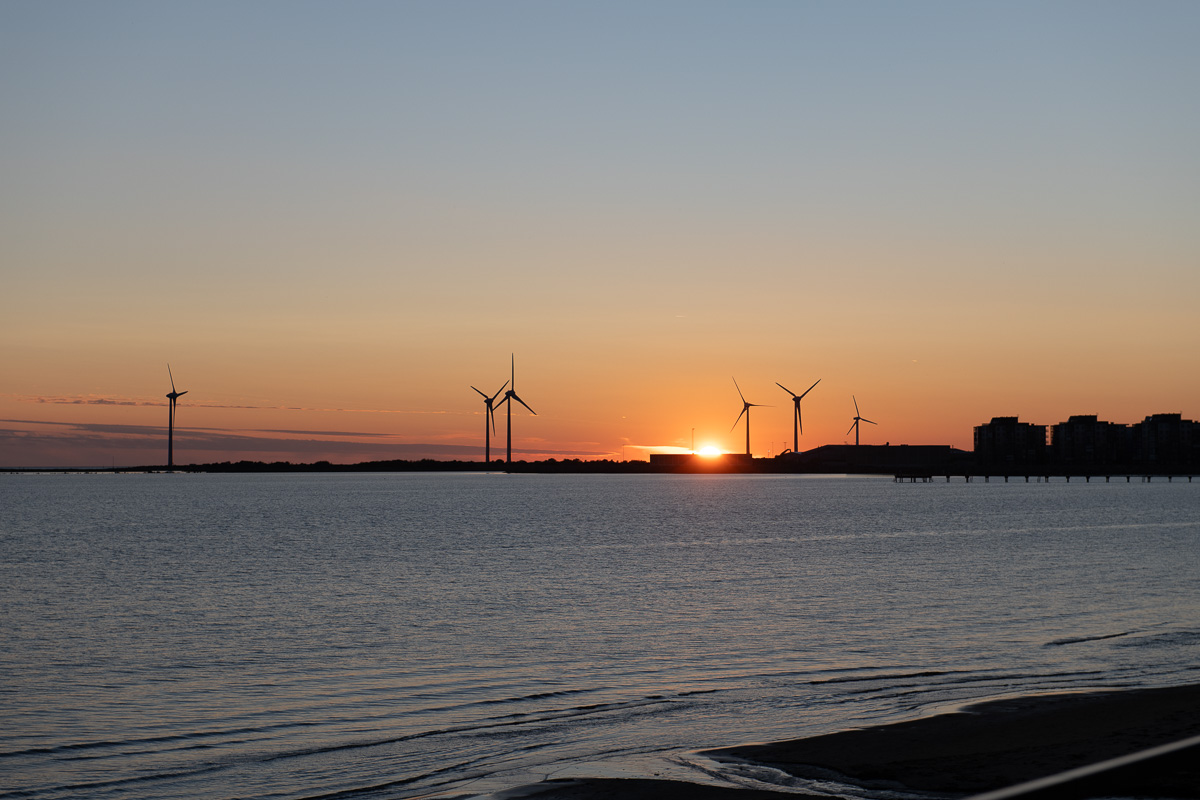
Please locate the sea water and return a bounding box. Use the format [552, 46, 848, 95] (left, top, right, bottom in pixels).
[1, 473, 1198, 799]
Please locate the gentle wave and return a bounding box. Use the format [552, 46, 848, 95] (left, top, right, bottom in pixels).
[0, 762, 229, 800]
[0, 719, 323, 760]
[1117, 630, 1200, 649]
[809, 669, 968, 685]
[1045, 630, 1137, 647]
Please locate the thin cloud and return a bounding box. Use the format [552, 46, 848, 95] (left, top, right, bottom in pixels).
[1, 419, 164, 436]
[622, 443, 692, 455]
[22, 395, 271, 410]
[12, 393, 488, 417]
[0, 420, 606, 463]
[1, 419, 399, 442]
[252, 428, 394, 438]
[33, 395, 152, 407]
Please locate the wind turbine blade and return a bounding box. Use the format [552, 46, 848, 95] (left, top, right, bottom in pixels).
[732, 377, 746, 404]
[847, 420, 858, 436]
[749, 403, 771, 408]
[853, 395, 860, 416]
[168, 364, 176, 393]
[511, 393, 537, 415]
[731, 407, 747, 432]
[177, 391, 188, 397]
[490, 380, 509, 402]
[472, 385, 488, 399]
[799, 378, 821, 399]
[797, 405, 803, 435]
[776, 382, 796, 397]
[862, 418, 877, 425]
[489, 407, 497, 436]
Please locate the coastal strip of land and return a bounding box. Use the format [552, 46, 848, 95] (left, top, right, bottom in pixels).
[490, 683, 1200, 799]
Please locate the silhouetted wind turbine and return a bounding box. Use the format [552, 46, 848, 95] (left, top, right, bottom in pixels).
[166, 364, 188, 469]
[731, 377, 769, 457]
[776, 378, 820, 453]
[846, 395, 876, 446]
[471, 378, 508, 464]
[493, 355, 536, 468]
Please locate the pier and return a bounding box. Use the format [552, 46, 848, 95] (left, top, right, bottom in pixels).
[895, 472, 1194, 483]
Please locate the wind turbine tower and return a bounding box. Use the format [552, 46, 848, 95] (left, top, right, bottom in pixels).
[846, 396, 877, 446]
[494, 355, 536, 468]
[776, 378, 820, 453]
[471, 378, 508, 464]
[731, 377, 768, 457]
[166, 364, 188, 469]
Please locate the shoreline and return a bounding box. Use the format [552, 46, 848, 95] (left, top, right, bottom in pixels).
[482, 683, 1200, 799]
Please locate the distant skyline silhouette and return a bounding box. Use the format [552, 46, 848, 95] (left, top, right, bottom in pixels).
[4, 396, 1199, 469]
[5, 353, 1200, 468]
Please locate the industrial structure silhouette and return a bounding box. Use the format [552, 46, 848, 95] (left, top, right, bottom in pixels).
[493, 355, 536, 468]
[165, 365, 187, 469]
[471, 378, 508, 465]
[777, 378, 820, 454]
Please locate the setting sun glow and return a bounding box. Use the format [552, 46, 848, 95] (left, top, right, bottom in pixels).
[697, 446, 723, 457]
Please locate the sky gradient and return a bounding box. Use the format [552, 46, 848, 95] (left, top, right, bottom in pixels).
[3, 1, 1198, 467]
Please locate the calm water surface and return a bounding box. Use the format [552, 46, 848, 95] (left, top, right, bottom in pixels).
[2, 473, 1198, 799]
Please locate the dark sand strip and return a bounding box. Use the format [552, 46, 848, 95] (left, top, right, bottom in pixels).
[496, 683, 1200, 799]
[493, 778, 816, 799]
[715, 683, 1200, 797]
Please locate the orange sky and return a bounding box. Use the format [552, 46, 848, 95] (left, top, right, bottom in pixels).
[3, 4, 1198, 467]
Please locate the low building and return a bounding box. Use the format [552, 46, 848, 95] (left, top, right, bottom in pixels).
[786, 444, 968, 474]
[1051, 415, 1130, 466]
[974, 417, 1047, 467]
[1137, 413, 1200, 469]
[648, 452, 754, 472]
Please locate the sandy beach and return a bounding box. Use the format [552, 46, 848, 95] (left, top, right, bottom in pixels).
[493, 683, 1200, 799]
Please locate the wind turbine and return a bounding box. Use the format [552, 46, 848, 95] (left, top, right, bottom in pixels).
[731, 377, 769, 457]
[166, 364, 188, 469]
[493, 355, 536, 468]
[471, 378, 508, 464]
[846, 395, 876, 446]
[776, 378, 820, 453]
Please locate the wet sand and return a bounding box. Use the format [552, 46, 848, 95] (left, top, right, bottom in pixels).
[492, 683, 1200, 799]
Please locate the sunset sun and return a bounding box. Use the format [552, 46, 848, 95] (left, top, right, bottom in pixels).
[697, 445, 722, 457]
